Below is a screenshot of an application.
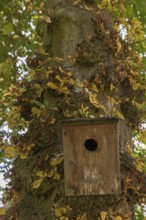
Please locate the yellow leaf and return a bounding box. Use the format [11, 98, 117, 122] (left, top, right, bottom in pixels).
[133, 101, 143, 110]
[26, 143, 35, 150]
[114, 216, 123, 220]
[89, 93, 99, 106]
[130, 70, 138, 76]
[59, 66, 64, 73]
[66, 71, 72, 76]
[127, 144, 134, 156]
[110, 84, 115, 91]
[100, 211, 107, 220]
[60, 86, 70, 94]
[47, 169, 55, 177]
[53, 172, 60, 181]
[0, 207, 6, 216]
[74, 80, 83, 88]
[4, 146, 19, 159]
[32, 178, 43, 189]
[31, 107, 41, 115]
[97, 4, 104, 9]
[51, 157, 63, 166]
[53, 57, 63, 62]
[106, 96, 119, 104]
[20, 153, 28, 159]
[91, 84, 98, 92]
[73, 0, 81, 5]
[132, 83, 140, 90]
[47, 82, 58, 90]
[13, 34, 19, 39]
[138, 130, 146, 144]
[55, 75, 63, 82]
[113, 108, 124, 119]
[135, 161, 142, 172]
[60, 217, 69, 220]
[84, 5, 93, 11]
[54, 205, 69, 217]
[36, 171, 48, 178]
[77, 213, 87, 220]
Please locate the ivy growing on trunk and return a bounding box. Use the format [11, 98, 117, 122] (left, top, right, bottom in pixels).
[0, 0, 146, 219]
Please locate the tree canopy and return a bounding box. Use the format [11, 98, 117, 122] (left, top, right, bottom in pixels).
[0, 0, 146, 219]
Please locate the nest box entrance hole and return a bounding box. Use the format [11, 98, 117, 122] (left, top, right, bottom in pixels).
[84, 138, 98, 151]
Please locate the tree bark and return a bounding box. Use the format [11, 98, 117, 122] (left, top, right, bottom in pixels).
[4, 1, 137, 219]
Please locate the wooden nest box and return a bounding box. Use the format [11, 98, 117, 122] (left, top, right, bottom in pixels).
[61, 118, 121, 196]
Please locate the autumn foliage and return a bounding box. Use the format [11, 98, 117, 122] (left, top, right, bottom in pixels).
[0, 0, 146, 219]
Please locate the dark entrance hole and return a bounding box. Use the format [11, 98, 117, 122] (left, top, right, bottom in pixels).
[84, 139, 98, 151]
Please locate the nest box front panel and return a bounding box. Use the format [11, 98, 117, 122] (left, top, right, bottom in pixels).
[62, 121, 120, 196]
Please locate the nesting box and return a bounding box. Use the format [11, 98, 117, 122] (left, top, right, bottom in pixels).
[61, 118, 121, 196]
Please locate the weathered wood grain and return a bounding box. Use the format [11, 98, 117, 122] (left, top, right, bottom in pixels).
[62, 118, 121, 195]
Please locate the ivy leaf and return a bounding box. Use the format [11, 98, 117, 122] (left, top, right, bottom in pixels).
[114, 216, 123, 220]
[36, 171, 48, 178]
[3, 23, 13, 35]
[0, 207, 6, 216]
[73, 0, 81, 5]
[58, 66, 64, 73]
[47, 82, 58, 90]
[132, 82, 141, 90]
[138, 130, 146, 144]
[20, 153, 29, 160]
[77, 213, 87, 220]
[100, 211, 107, 220]
[133, 101, 143, 110]
[3, 146, 19, 159]
[53, 172, 60, 181]
[47, 169, 55, 178]
[50, 157, 63, 166]
[43, 91, 57, 110]
[113, 108, 124, 119]
[58, 86, 70, 94]
[31, 107, 41, 116]
[54, 205, 71, 218]
[25, 0, 31, 3]
[135, 161, 143, 172]
[32, 178, 43, 189]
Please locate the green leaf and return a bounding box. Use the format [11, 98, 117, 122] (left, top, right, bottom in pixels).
[3, 23, 13, 35]
[43, 91, 57, 110]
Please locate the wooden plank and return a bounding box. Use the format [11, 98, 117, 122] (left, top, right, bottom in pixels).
[61, 117, 118, 126]
[62, 121, 121, 195]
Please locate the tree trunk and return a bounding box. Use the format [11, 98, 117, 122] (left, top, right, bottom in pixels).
[4, 1, 138, 219]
